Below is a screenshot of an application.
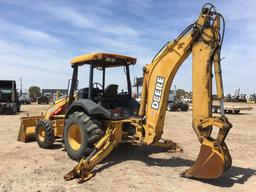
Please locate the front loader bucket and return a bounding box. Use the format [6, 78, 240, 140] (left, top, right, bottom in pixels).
[18, 115, 44, 142]
[184, 137, 231, 179]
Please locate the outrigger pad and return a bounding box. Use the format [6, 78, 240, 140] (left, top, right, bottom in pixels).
[184, 137, 231, 179]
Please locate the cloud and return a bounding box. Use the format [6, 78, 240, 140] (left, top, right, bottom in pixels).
[0, 1, 140, 38]
[0, 18, 61, 46]
[0, 38, 71, 89]
[0, 0, 255, 94]
[44, 4, 141, 37]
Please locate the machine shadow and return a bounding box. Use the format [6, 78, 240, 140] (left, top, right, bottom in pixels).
[199, 166, 256, 187]
[18, 110, 27, 113]
[48, 144, 63, 149]
[47, 139, 63, 149]
[228, 113, 252, 116]
[96, 143, 255, 188]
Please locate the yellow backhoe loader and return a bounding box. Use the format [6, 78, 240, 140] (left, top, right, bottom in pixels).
[18, 3, 232, 183]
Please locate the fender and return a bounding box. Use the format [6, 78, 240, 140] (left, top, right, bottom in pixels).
[65, 99, 111, 119]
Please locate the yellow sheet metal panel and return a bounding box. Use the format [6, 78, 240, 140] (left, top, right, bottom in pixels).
[70, 52, 137, 67]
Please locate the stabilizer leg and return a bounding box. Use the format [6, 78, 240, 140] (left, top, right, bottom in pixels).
[152, 139, 183, 152]
[64, 122, 123, 183]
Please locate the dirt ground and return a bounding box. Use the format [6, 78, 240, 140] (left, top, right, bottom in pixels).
[0, 103, 255, 192]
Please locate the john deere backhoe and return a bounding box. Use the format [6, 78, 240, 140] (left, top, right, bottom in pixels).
[18, 3, 232, 183]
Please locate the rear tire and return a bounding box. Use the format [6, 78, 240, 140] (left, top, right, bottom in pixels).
[63, 111, 104, 161]
[212, 108, 217, 113]
[180, 104, 189, 111]
[234, 110, 240, 114]
[168, 103, 177, 111]
[35, 119, 55, 148]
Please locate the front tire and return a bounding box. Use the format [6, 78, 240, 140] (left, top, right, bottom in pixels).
[63, 112, 104, 161]
[35, 119, 55, 148]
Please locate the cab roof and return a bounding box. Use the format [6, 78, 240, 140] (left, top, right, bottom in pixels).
[71, 52, 137, 68]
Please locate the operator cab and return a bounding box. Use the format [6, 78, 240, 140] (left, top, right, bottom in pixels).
[69, 52, 139, 118]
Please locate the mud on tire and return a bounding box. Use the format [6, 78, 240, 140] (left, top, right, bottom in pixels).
[63, 111, 104, 161]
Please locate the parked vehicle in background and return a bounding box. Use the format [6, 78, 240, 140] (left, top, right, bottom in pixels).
[247, 94, 256, 103]
[37, 95, 50, 104]
[224, 88, 247, 103]
[167, 88, 189, 112]
[181, 96, 192, 103]
[19, 93, 31, 104]
[0, 80, 20, 114]
[212, 103, 253, 114]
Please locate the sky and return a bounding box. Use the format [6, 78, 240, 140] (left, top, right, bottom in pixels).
[0, 0, 255, 94]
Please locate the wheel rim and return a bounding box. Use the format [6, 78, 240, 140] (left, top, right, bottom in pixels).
[38, 126, 45, 142]
[68, 124, 82, 150]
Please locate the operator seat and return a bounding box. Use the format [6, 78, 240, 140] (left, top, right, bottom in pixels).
[78, 87, 102, 100]
[101, 84, 118, 109]
[104, 84, 118, 98]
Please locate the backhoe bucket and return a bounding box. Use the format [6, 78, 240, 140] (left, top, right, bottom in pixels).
[18, 115, 44, 142]
[184, 137, 231, 179]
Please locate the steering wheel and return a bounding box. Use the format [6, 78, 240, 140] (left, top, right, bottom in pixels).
[93, 82, 103, 90]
